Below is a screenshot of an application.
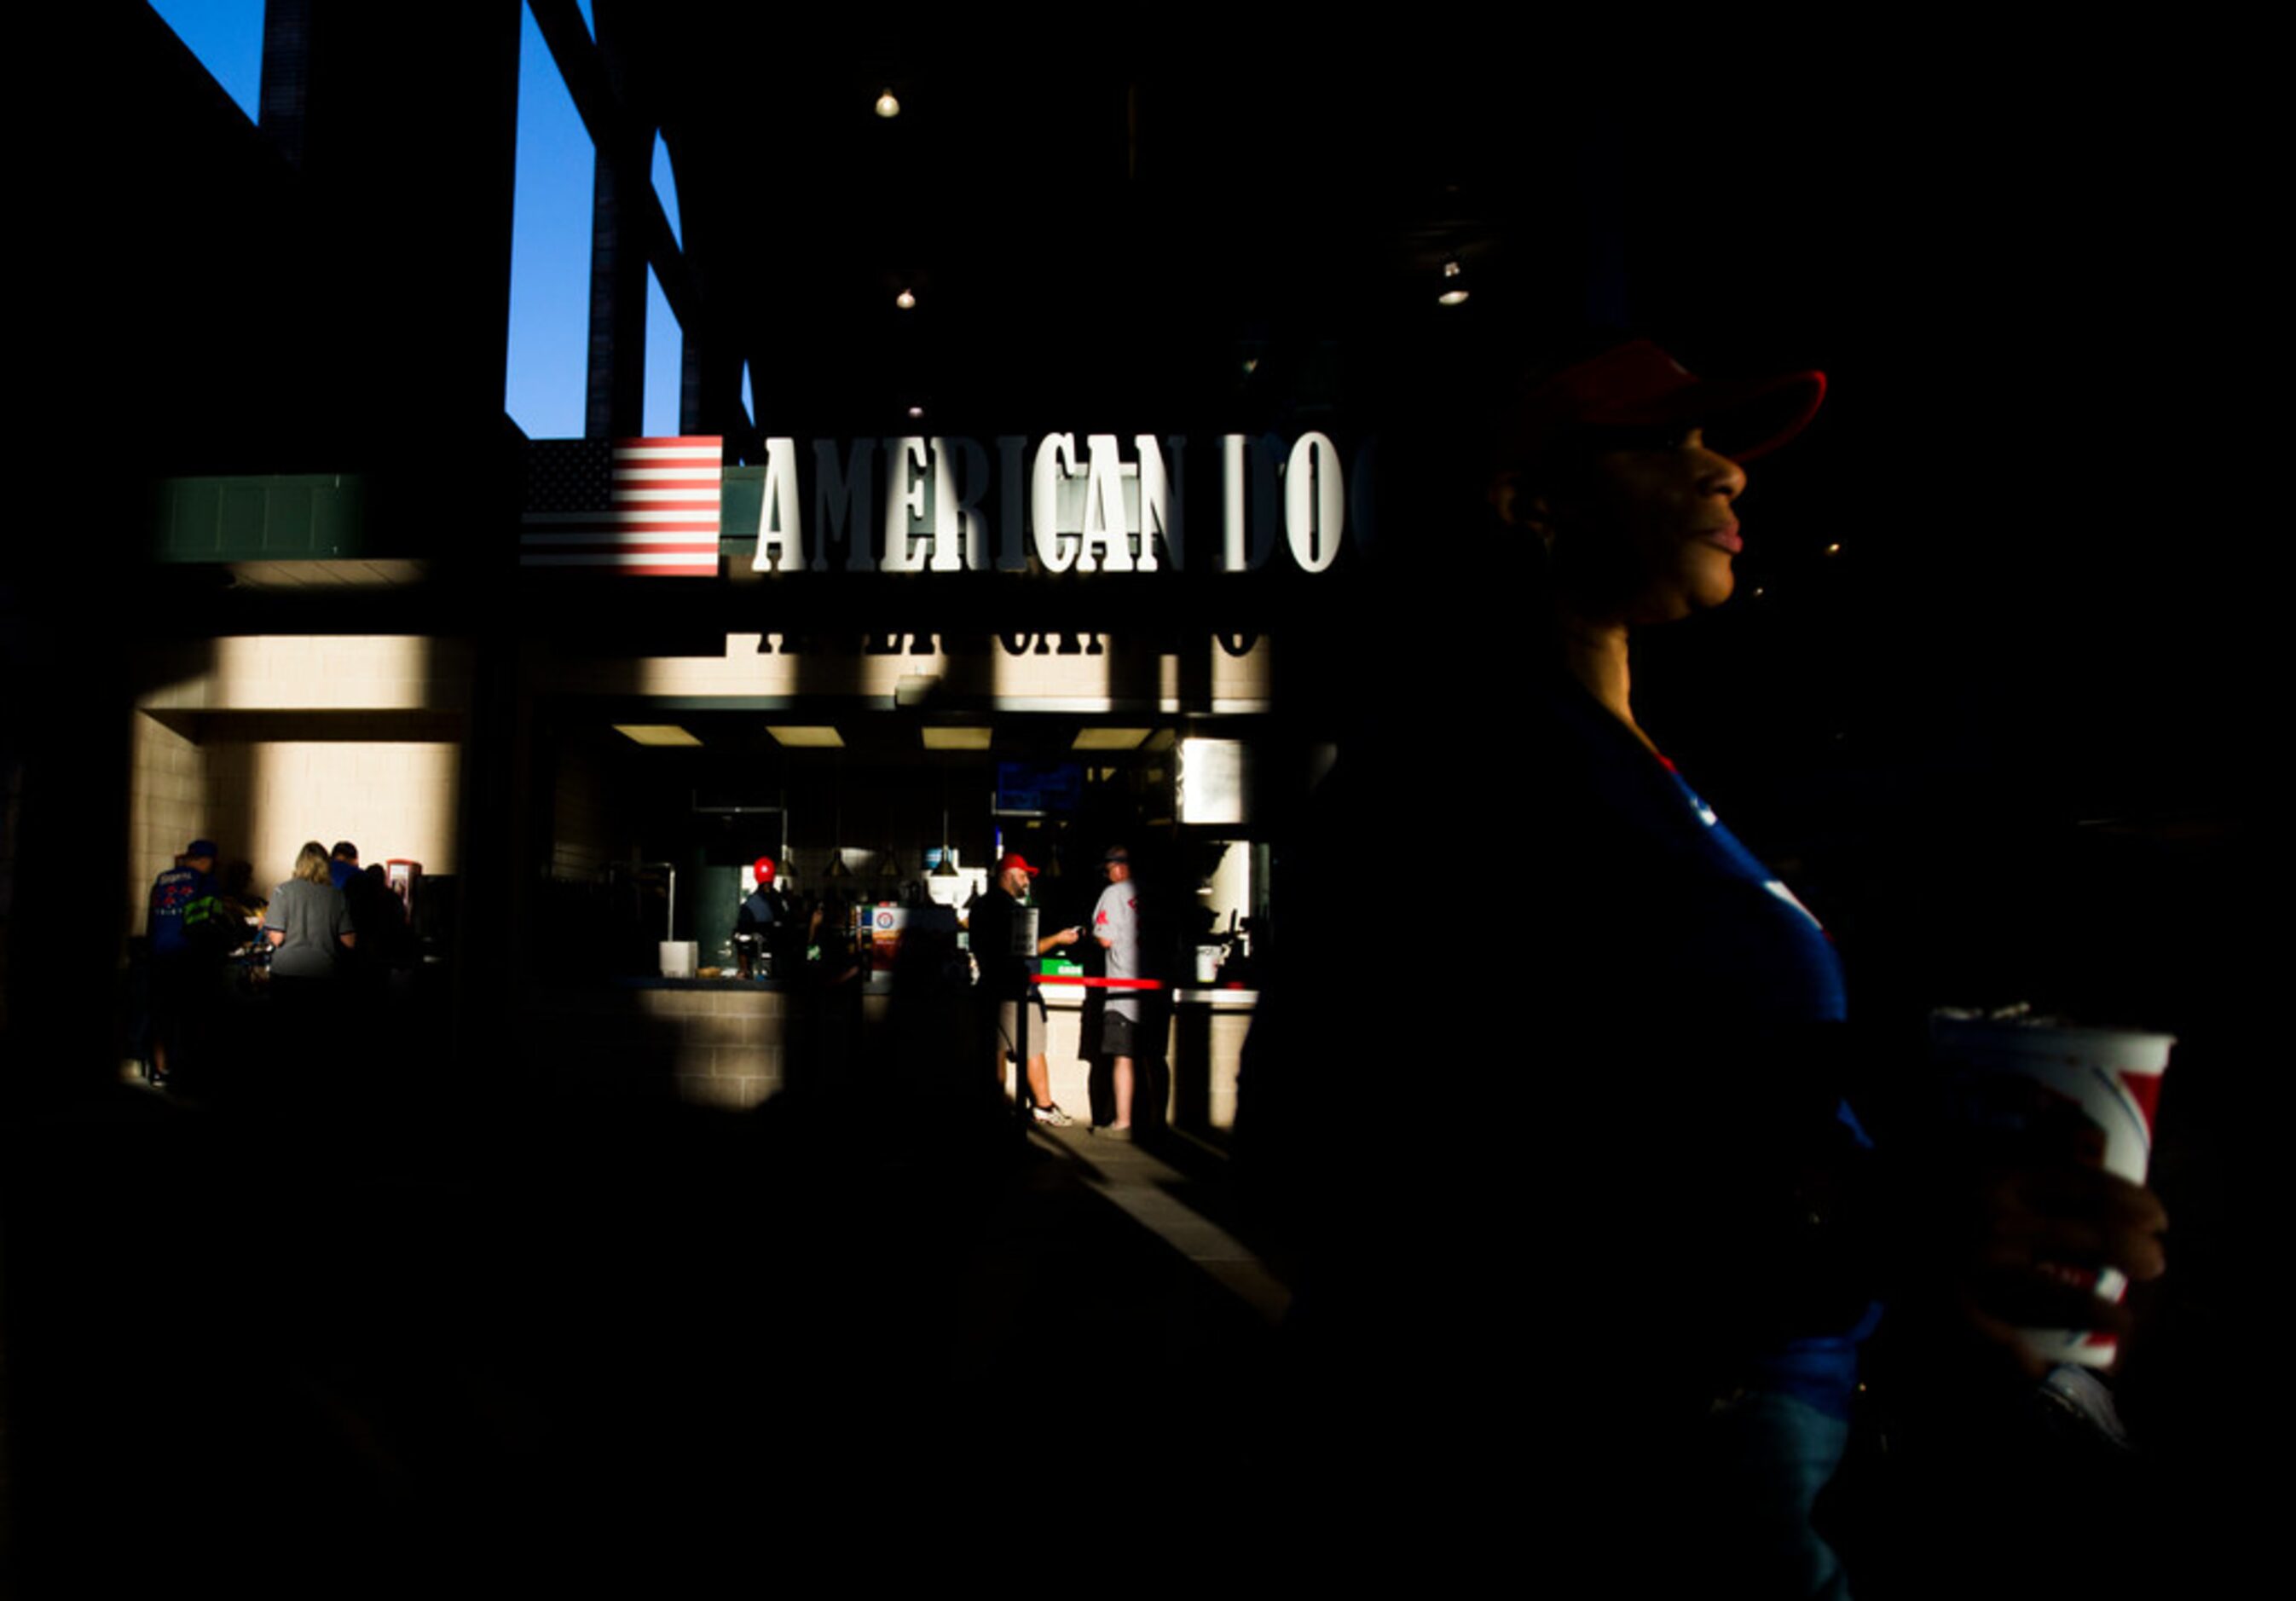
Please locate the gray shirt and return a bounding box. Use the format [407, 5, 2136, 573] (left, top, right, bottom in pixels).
[265, 877, 352, 978]
[1092, 881, 1141, 1021]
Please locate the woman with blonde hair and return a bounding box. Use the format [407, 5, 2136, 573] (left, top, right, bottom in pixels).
[264, 839, 355, 997]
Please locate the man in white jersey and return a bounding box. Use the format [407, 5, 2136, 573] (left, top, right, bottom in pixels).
[1090, 846, 1142, 1138]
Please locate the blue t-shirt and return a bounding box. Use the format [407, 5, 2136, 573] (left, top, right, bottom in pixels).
[1656, 755, 1847, 1026]
[148, 865, 217, 959]
[1655, 753, 1877, 1418]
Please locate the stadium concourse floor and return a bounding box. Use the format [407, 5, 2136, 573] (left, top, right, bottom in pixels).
[3, 1078, 1305, 1590]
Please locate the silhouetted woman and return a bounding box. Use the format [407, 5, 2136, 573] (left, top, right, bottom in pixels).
[265, 839, 355, 1014]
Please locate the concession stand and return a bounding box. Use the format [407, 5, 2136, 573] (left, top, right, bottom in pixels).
[130, 421, 1377, 1133]
[86, 7, 1432, 1136]
[497, 423, 1376, 1126]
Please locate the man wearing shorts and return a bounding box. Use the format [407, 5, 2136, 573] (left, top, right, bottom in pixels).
[1091, 847, 1142, 1137]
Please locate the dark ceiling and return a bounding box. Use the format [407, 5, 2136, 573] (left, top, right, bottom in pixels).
[565, 8, 1900, 441]
[61, 4, 2243, 825]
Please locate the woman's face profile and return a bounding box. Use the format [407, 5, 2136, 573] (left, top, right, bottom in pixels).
[1557, 425, 1750, 624]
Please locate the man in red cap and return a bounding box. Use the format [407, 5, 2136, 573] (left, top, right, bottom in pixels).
[734, 856, 785, 979]
[970, 851, 1082, 1124]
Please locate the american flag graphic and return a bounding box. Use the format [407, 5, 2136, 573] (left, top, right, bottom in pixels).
[521, 436, 723, 575]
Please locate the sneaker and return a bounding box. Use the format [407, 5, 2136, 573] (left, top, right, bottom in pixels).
[1031, 1103, 1074, 1127]
[1091, 1124, 1134, 1142]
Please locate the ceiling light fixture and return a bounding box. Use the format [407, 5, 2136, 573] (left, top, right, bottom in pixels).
[613, 724, 702, 747]
[1073, 727, 1153, 751]
[875, 88, 900, 118]
[895, 288, 917, 309]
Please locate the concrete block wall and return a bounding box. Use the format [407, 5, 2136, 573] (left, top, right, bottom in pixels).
[128, 714, 211, 935]
[211, 737, 460, 894]
[126, 729, 463, 918]
[550, 739, 612, 883]
[128, 635, 471, 940]
[1205, 1009, 1250, 1130]
[142, 636, 469, 714]
[522, 986, 806, 1110]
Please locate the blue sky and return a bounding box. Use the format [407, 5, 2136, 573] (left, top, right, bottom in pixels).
[149, 0, 262, 114]
[148, 1, 689, 442]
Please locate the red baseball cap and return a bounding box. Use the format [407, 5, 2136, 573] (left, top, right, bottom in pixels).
[1498, 339, 1826, 467]
[752, 857, 777, 884]
[996, 852, 1042, 876]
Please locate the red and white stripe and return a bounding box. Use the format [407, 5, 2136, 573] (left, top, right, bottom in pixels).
[522, 437, 722, 576]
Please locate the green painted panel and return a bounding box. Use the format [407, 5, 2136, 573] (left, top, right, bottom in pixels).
[157, 474, 369, 562]
[695, 861, 744, 966]
[720, 466, 762, 537]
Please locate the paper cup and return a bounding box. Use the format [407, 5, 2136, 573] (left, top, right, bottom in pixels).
[1929, 1009, 2173, 1368]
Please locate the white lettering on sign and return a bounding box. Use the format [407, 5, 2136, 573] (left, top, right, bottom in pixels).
[882, 436, 932, 573]
[755, 436, 805, 573]
[936, 436, 991, 572]
[732, 429, 1359, 575]
[1030, 434, 1080, 574]
[1221, 434, 1247, 574]
[996, 436, 1029, 571]
[813, 438, 876, 573]
[1137, 434, 1177, 572]
[1076, 436, 1132, 575]
[1221, 434, 1283, 573]
[1285, 431, 1344, 574]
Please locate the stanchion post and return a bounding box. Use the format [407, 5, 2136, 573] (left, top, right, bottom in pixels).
[1014, 904, 1038, 1132]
